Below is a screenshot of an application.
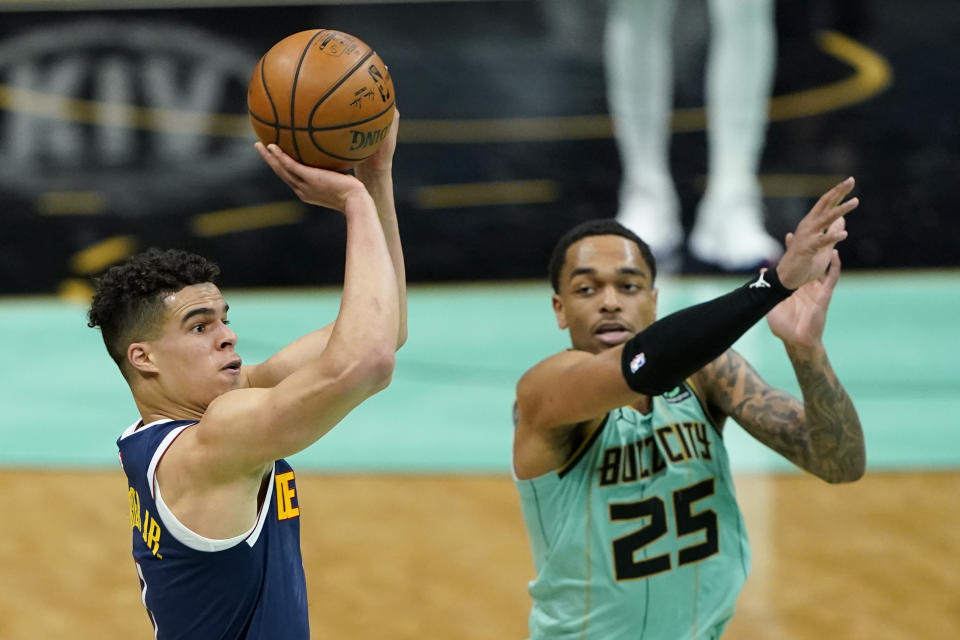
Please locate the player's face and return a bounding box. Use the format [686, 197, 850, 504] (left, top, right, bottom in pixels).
[553, 235, 657, 354]
[147, 283, 242, 409]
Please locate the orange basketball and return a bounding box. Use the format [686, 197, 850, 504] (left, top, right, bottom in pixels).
[247, 29, 395, 171]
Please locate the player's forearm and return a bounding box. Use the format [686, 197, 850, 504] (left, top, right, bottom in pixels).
[356, 167, 407, 348]
[621, 269, 794, 395]
[786, 343, 865, 483]
[326, 190, 399, 373]
[243, 324, 334, 388]
[529, 272, 797, 430]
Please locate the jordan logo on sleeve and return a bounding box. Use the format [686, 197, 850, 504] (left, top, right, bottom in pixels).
[749, 270, 771, 289]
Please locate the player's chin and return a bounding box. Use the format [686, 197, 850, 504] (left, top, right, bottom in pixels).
[212, 371, 243, 394]
[576, 337, 617, 355]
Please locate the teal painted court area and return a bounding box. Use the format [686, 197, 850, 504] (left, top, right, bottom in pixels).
[1, 273, 958, 473]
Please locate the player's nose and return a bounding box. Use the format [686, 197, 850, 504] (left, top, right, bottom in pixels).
[599, 286, 622, 312]
[219, 322, 238, 349]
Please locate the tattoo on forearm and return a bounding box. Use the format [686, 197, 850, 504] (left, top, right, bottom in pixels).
[712, 350, 865, 482]
[789, 350, 865, 482]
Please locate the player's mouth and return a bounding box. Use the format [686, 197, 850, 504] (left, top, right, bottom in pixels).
[221, 359, 242, 375]
[594, 321, 633, 346]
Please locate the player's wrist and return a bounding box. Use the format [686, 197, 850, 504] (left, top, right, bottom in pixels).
[354, 166, 393, 187]
[355, 161, 392, 176]
[783, 339, 826, 362]
[342, 188, 377, 216]
[769, 264, 799, 293]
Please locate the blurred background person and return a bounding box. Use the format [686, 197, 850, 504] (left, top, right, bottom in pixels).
[606, 0, 781, 271]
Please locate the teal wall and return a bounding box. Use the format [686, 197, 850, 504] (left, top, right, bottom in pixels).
[2, 273, 957, 473]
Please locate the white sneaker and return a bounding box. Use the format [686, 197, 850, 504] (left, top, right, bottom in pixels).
[688, 194, 783, 270]
[615, 183, 683, 272]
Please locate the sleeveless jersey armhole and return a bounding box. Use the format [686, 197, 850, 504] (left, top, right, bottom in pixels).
[557, 413, 610, 479]
[684, 377, 723, 437]
[148, 424, 276, 552]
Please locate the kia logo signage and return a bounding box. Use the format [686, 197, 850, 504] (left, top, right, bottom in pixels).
[0, 20, 260, 215]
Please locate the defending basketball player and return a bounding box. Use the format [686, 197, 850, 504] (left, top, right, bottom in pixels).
[89, 113, 404, 639]
[513, 178, 865, 639]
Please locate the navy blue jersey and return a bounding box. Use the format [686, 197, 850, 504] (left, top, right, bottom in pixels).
[118, 418, 309, 640]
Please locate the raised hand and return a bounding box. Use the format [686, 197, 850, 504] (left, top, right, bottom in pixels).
[768, 249, 842, 349]
[355, 108, 399, 177]
[775, 177, 858, 289]
[254, 142, 367, 213]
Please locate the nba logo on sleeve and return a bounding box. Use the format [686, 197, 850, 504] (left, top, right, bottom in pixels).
[629, 352, 646, 373]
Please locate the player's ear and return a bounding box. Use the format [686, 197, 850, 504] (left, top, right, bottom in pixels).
[552, 293, 568, 330]
[128, 342, 159, 374]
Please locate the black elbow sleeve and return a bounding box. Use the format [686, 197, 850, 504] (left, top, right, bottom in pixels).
[621, 268, 794, 395]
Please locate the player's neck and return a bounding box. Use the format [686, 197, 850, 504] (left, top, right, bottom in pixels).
[629, 395, 653, 415]
[133, 387, 205, 426]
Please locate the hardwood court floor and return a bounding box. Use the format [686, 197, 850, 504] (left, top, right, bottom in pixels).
[1, 470, 956, 639]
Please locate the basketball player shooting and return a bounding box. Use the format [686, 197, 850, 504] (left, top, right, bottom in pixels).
[513, 178, 865, 638]
[88, 114, 405, 639]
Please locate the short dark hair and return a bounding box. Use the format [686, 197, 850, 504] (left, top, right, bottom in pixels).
[88, 248, 220, 373]
[548, 219, 657, 293]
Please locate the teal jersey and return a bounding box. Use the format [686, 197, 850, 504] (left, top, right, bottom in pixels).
[515, 380, 750, 640]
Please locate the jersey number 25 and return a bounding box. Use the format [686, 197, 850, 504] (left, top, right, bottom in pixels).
[608, 477, 719, 580]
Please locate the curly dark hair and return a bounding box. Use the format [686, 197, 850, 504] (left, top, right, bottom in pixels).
[88, 248, 220, 373]
[547, 219, 656, 293]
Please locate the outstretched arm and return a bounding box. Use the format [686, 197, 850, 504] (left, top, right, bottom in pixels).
[155, 166, 398, 539]
[198, 164, 398, 469]
[699, 251, 865, 483]
[515, 178, 859, 479]
[355, 108, 406, 348]
[243, 112, 406, 388]
[517, 178, 860, 432]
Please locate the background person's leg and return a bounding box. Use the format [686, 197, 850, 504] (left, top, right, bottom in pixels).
[689, 0, 781, 269]
[606, 0, 683, 269]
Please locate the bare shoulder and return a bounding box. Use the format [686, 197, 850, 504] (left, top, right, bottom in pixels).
[515, 342, 635, 438]
[513, 350, 607, 479]
[154, 391, 274, 539]
[513, 405, 604, 480]
[514, 349, 593, 427]
[169, 387, 273, 482]
[518, 349, 592, 387]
